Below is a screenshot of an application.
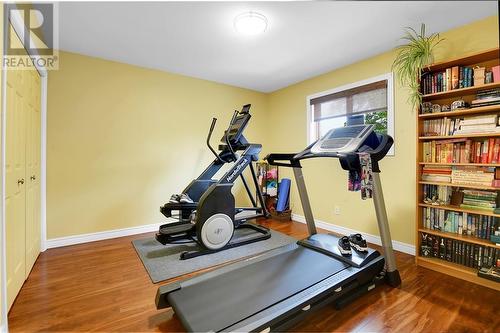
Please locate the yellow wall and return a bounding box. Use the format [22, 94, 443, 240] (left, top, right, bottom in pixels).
[47, 51, 268, 238]
[266, 16, 499, 246]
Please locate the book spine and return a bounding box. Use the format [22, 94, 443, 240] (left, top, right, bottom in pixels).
[493, 139, 500, 164]
[452, 66, 459, 90]
[481, 139, 489, 163]
[459, 67, 464, 89]
[446, 68, 452, 91]
[488, 138, 495, 163]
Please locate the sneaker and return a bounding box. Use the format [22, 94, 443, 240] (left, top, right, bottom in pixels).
[349, 233, 368, 252]
[169, 194, 181, 203]
[337, 236, 352, 255]
[179, 193, 194, 204]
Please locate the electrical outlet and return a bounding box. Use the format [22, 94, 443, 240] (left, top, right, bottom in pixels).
[334, 206, 341, 215]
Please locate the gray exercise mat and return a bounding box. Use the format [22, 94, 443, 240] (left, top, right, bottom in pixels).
[132, 228, 296, 283]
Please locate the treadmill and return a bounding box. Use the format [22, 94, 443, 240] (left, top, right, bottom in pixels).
[155, 124, 402, 332]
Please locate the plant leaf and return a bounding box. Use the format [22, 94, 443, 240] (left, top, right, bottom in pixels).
[392, 23, 444, 110]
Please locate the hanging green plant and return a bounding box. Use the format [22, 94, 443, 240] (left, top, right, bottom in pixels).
[392, 23, 444, 109]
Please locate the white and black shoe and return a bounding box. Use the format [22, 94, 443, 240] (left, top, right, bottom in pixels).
[349, 233, 368, 252]
[338, 236, 352, 255]
[179, 193, 194, 204]
[169, 194, 181, 203]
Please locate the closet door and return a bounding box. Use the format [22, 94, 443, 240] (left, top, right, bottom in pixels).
[5, 66, 27, 310]
[25, 69, 41, 275]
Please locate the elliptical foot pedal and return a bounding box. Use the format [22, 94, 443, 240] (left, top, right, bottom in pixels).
[155, 222, 195, 245]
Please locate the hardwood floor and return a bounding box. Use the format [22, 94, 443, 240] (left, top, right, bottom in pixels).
[8, 219, 500, 332]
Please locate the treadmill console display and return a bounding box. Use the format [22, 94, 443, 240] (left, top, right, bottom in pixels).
[311, 124, 374, 154]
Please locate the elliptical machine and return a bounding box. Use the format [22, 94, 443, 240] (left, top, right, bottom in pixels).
[156, 104, 271, 259]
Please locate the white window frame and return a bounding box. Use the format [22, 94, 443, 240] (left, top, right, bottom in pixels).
[306, 72, 395, 156]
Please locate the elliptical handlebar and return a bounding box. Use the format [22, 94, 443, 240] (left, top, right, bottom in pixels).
[206, 117, 226, 164]
[209, 117, 217, 134]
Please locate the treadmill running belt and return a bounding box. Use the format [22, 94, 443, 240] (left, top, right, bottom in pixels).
[168, 246, 349, 332]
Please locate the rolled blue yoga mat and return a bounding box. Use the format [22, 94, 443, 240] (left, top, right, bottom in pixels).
[276, 178, 291, 212]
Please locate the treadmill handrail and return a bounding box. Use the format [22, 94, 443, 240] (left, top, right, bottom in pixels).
[265, 153, 301, 168]
[266, 132, 393, 173]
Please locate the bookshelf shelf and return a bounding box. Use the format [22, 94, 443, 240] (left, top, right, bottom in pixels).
[418, 105, 500, 119]
[419, 162, 500, 167]
[423, 48, 499, 73]
[417, 227, 499, 248]
[417, 257, 500, 291]
[418, 203, 500, 218]
[422, 82, 500, 101]
[416, 48, 500, 290]
[418, 181, 499, 191]
[419, 133, 500, 140]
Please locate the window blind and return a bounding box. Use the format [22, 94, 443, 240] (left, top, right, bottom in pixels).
[311, 80, 387, 122]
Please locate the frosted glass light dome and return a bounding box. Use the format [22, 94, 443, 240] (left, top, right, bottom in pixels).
[234, 12, 268, 35]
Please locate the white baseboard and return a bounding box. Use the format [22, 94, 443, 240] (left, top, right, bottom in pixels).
[46, 222, 165, 249]
[292, 213, 415, 255]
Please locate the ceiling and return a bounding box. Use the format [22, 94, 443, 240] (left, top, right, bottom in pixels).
[58, 1, 497, 92]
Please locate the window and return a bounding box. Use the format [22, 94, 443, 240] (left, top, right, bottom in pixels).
[307, 73, 394, 155]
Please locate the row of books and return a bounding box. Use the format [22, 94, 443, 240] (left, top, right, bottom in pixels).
[421, 165, 452, 183]
[422, 165, 451, 183]
[422, 184, 452, 205]
[422, 184, 498, 208]
[461, 189, 498, 212]
[422, 138, 500, 164]
[456, 114, 499, 134]
[422, 114, 500, 137]
[420, 233, 499, 269]
[421, 165, 497, 187]
[472, 88, 500, 108]
[451, 166, 495, 187]
[420, 66, 475, 95]
[422, 207, 497, 239]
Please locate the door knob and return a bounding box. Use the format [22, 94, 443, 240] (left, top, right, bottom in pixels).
[30, 175, 36, 181]
[18, 178, 25, 185]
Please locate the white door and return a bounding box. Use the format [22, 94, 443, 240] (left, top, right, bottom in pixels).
[25, 69, 41, 275]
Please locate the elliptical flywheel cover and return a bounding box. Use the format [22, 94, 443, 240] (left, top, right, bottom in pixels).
[199, 213, 234, 250]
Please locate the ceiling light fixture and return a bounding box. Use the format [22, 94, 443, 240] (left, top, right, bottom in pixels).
[234, 11, 268, 35]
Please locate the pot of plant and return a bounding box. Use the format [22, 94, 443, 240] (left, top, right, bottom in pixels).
[392, 24, 444, 110]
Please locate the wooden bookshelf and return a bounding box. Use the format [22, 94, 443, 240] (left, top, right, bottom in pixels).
[417, 227, 499, 248]
[416, 48, 500, 290]
[423, 48, 499, 73]
[417, 257, 500, 291]
[419, 104, 500, 119]
[422, 82, 500, 100]
[419, 132, 500, 140]
[418, 203, 500, 218]
[419, 162, 500, 167]
[418, 181, 499, 191]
